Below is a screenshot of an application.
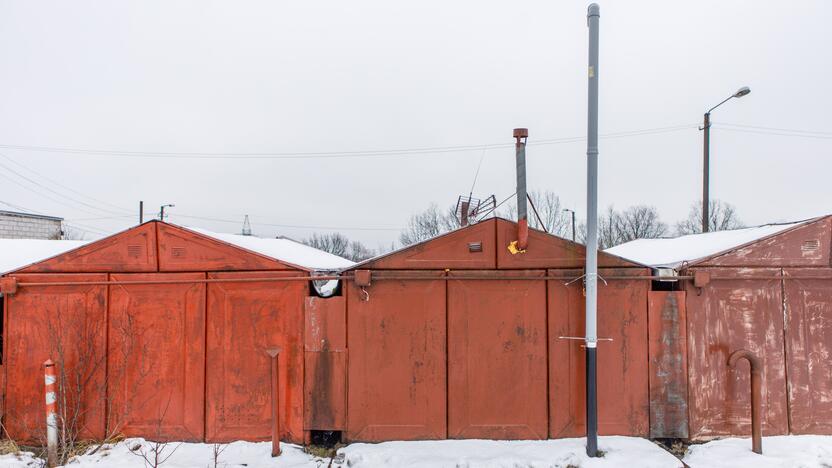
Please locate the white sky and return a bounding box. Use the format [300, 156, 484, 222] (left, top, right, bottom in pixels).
[0, 1, 829, 248]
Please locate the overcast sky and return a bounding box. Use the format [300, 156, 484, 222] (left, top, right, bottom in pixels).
[0, 1, 830, 248]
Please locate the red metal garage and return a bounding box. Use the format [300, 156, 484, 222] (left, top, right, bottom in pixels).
[0, 220, 352, 444]
[608, 215, 832, 439]
[341, 217, 652, 442]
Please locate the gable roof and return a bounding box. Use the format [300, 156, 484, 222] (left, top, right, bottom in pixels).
[0, 239, 89, 274]
[347, 217, 644, 270]
[605, 216, 829, 269]
[4, 221, 353, 274]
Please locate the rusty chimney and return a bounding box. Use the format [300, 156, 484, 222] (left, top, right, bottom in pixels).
[514, 128, 529, 251]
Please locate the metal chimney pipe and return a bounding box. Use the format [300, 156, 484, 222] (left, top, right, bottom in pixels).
[514, 128, 529, 251]
[585, 3, 601, 458]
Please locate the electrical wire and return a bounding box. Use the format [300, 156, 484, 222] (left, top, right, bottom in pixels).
[718, 122, 832, 137]
[0, 124, 697, 160]
[713, 125, 832, 140]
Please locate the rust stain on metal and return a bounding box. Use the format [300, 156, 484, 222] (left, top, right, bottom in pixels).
[648, 291, 689, 438]
[783, 267, 832, 434]
[3, 273, 107, 443]
[206, 271, 305, 443]
[304, 296, 347, 431]
[684, 267, 789, 439]
[108, 272, 206, 441]
[447, 269, 547, 440]
[345, 270, 447, 441]
[548, 268, 650, 438]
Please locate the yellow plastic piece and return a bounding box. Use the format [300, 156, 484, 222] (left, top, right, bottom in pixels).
[507, 241, 526, 255]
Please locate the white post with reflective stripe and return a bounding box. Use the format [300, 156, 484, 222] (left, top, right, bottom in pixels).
[44, 359, 58, 467]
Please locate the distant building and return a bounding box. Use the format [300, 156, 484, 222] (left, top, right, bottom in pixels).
[0, 211, 63, 240]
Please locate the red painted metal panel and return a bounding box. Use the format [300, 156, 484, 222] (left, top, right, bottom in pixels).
[448, 269, 548, 439]
[206, 271, 305, 443]
[304, 351, 347, 430]
[357, 221, 496, 270]
[784, 268, 832, 434]
[648, 291, 689, 438]
[304, 296, 347, 431]
[697, 217, 831, 268]
[685, 268, 789, 438]
[495, 218, 639, 269]
[4, 274, 107, 442]
[548, 268, 650, 437]
[157, 223, 292, 272]
[346, 271, 446, 441]
[17, 223, 157, 273]
[108, 272, 205, 441]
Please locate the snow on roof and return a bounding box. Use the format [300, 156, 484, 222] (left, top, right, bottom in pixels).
[605, 220, 810, 269]
[0, 238, 89, 274]
[186, 227, 354, 271]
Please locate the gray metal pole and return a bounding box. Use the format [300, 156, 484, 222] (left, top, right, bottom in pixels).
[585, 2, 600, 458]
[702, 112, 711, 233]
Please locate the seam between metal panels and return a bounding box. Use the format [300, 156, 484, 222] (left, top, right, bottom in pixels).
[780, 268, 793, 433]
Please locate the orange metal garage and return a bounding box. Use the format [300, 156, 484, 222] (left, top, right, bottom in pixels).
[0, 220, 351, 444]
[342, 217, 652, 442]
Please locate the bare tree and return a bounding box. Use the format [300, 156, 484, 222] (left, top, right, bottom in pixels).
[301, 233, 376, 262]
[579, 205, 668, 249]
[500, 190, 570, 237]
[302, 233, 350, 258]
[675, 199, 743, 235]
[616, 205, 668, 242]
[399, 203, 458, 246]
[61, 225, 87, 240]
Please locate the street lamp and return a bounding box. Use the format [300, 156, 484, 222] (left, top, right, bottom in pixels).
[159, 204, 175, 221]
[563, 208, 576, 242]
[701, 86, 750, 233]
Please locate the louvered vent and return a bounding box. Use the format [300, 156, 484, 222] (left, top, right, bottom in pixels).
[172, 247, 186, 258]
[801, 239, 820, 252]
[127, 245, 142, 257]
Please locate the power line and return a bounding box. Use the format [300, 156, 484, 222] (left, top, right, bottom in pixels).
[0, 152, 134, 213]
[0, 124, 696, 160]
[714, 125, 832, 140]
[718, 122, 832, 137]
[0, 153, 132, 216]
[169, 213, 404, 232]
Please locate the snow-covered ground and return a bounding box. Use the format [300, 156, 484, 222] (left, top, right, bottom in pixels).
[0, 437, 681, 468]
[684, 435, 832, 468]
[6, 435, 831, 468]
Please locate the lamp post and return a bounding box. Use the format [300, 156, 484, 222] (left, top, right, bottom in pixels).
[701, 86, 750, 232]
[563, 208, 576, 242]
[159, 203, 175, 221]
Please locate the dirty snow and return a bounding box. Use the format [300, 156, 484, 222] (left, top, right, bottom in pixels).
[0, 436, 683, 468]
[0, 238, 88, 274]
[184, 227, 354, 271]
[605, 220, 808, 269]
[684, 435, 832, 468]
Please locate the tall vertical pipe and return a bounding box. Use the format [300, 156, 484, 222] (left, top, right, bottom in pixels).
[585, 3, 600, 458]
[514, 128, 529, 250]
[139, 201, 144, 224]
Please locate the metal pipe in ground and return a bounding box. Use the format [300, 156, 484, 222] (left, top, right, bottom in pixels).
[267, 348, 282, 457]
[44, 359, 58, 467]
[584, 2, 601, 458]
[728, 349, 763, 454]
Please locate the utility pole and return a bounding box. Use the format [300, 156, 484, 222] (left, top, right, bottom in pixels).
[139, 201, 144, 224]
[585, 3, 600, 457]
[701, 86, 750, 232]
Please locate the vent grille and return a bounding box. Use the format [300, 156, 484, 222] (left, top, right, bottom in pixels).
[801, 239, 820, 252]
[468, 242, 483, 253]
[127, 245, 142, 257]
[172, 247, 186, 258]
